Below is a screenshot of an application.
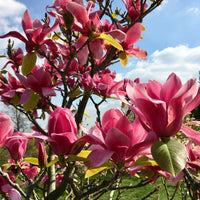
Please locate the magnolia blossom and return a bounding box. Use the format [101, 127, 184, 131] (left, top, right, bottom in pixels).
[126, 73, 200, 137]
[0, 10, 58, 52]
[5, 132, 28, 160]
[16, 65, 56, 101]
[0, 113, 13, 147]
[82, 109, 157, 167]
[47, 107, 78, 155]
[0, 72, 25, 104]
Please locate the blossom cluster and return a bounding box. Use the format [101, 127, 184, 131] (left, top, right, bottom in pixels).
[0, 0, 199, 199]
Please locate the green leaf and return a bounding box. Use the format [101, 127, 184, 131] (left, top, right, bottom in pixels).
[134, 155, 158, 167]
[10, 94, 20, 105]
[21, 52, 37, 75]
[99, 33, 123, 51]
[0, 55, 6, 58]
[0, 70, 7, 75]
[151, 139, 187, 177]
[23, 91, 39, 111]
[119, 51, 128, 66]
[85, 162, 113, 178]
[68, 88, 82, 98]
[23, 157, 39, 165]
[46, 157, 59, 168]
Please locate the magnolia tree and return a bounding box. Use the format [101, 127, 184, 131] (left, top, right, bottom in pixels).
[0, 0, 200, 199]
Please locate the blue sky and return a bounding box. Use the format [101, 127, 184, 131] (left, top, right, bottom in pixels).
[0, 0, 200, 126]
[0, 0, 200, 83]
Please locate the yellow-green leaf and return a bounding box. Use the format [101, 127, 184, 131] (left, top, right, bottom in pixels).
[68, 88, 82, 98]
[21, 52, 37, 76]
[77, 150, 91, 158]
[52, 32, 61, 40]
[85, 162, 113, 178]
[23, 157, 39, 165]
[46, 157, 59, 168]
[1, 163, 13, 172]
[119, 51, 128, 66]
[84, 112, 91, 119]
[99, 33, 123, 51]
[134, 156, 158, 167]
[67, 150, 91, 162]
[10, 94, 20, 105]
[23, 91, 39, 111]
[112, 13, 118, 19]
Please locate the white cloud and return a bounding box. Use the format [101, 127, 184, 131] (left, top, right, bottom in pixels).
[0, 0, 26, 19]
[0, 0, 26, 50]
[124, 45, 200, 83]
[186, 7, 200, 15]
[0, 0, 27, 69]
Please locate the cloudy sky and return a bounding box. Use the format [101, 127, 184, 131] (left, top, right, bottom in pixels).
[0, 0, 199, 83]
[0, 0, 200, 125]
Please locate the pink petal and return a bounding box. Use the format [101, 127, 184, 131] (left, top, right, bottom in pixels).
[181, 126, 200, 145]
[125, 23, 141, 45]
[89, 39, 103, 60]
[160, 73, 182, 105]
[22, 10, 33, 32]
[42, 87, 56, 96]
[0, 31, 28, 44]
[86, 149, 113, 167]
[66, 2, 89, 26]
[19, 89, 31, 104]
[105, 128, 130, 162]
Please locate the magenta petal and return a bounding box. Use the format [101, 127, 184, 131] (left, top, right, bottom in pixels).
[0, 113, 13, 147]
[184, 88, 200, 115]
[87, 149, 113, 167]
[160, 73, 182, 105]
[81, 126, 106, 148]
[20, 89, 31, 104]
[89, 39, 103, 60]
[125, 23, 141, 45]
[0, 31, 28, 44]
[181, 126, 200, 145]
[105, 128, 130, 162]
[66, 2, 89, 26]
[101, 109, 124, 133]
[50, 133, 77, 155]
[22, 10, 33, 32]
[42, 87, 56, 96]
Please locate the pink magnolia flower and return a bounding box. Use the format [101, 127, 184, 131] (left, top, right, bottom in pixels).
[0, 172, 21, 200]
[80, 69, 116, 96]
[3, 48, 23, 71]
[122, 0, 148, 21]
[36, 140, 47, 167]
[16, 65, 56, 104]
[186, 141, 200, 170]
[82, 108, 157, 167]
[47, 107, 78, 155]
[21, 162, 38, 179]
[5, 132, 28, 160]
[0, 113, 14, 147]
[0, 10, 58, 52]
[126, 73, 200, 137]
[0, 72, 25, 104]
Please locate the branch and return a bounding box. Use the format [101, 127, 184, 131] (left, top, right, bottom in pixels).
[0, 168, 26, 198]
